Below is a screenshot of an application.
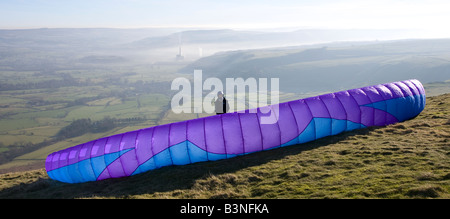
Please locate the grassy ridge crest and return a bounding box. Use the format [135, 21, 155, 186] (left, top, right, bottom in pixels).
[0, 93, 449, 199]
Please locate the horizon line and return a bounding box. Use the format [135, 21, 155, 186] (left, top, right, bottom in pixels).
[0, 25, 424, 31]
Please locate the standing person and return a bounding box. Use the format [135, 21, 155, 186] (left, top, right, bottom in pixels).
[215, 91, 230, 115]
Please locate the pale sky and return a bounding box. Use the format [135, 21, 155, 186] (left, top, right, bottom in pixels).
[1, 0, 450, 37]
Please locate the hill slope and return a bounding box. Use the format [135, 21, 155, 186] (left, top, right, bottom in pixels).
[180, 39, 450, 93]
[0, 93, 449, 199]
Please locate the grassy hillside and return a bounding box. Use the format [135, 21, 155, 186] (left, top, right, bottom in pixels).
[0, 93, 448, 199]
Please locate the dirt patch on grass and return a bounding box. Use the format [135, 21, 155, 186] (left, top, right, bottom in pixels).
[406, 185, 444, 198]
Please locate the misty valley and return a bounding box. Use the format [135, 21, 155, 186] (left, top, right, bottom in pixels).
[0, 28, 449, 173]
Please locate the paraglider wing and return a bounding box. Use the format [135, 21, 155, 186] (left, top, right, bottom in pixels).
[46, 79, 426, 183]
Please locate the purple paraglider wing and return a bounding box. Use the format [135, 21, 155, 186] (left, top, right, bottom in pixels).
[46, 79, 426, 183]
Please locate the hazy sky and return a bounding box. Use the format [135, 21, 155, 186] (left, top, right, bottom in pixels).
[1, 0, 450, 36]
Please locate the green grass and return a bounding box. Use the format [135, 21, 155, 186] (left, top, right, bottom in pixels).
[0, 118, 40, 133]
[0, 93, 448, 199]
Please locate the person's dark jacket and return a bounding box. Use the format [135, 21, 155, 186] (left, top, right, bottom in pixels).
[215, 97, 230, 114]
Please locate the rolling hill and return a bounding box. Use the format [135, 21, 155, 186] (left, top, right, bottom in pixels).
[180, 39, 450, 93]
[0, 93, 448, 199]
[129, 28, 419, 50]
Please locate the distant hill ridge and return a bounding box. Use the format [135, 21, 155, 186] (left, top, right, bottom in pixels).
[180, 39, 450, 93]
